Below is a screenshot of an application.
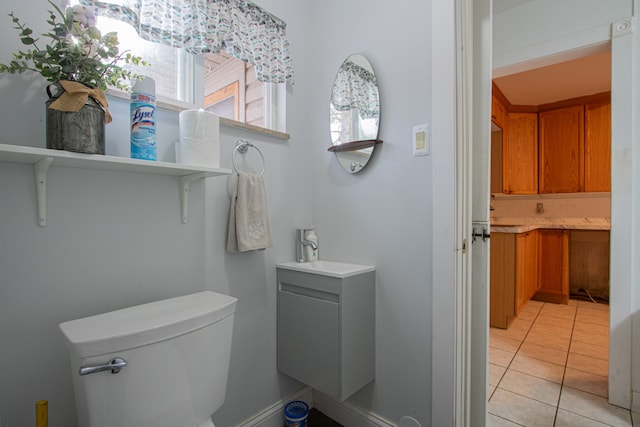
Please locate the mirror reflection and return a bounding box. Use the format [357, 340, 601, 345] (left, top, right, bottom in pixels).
[329, 54, 382, 173]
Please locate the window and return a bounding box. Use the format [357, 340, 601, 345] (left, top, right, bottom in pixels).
[204, 52, 265, 128]
[96, 17, 189, 101]
[329, 104, 378, 145]
[206, 81, 239, 119]
[93, 15, 286, 133]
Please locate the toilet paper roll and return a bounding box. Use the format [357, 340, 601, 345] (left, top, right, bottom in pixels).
[179, 109, 220, 140]
[175, 138, 220, 168]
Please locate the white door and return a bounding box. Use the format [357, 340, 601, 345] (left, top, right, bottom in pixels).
[433, 0, 493, 424]
[468, 0, 491, 424]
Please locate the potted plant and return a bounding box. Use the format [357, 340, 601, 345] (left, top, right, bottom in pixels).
[0, 1, 148, 154]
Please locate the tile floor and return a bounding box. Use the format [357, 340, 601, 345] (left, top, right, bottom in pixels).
[488, 299, 639, 427]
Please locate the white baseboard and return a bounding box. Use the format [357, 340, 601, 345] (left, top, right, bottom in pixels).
[235, 386, 313, 427]
[312, 391, 396, 427]
[234, 387, 396, 427]
[632, 390, 640, 413]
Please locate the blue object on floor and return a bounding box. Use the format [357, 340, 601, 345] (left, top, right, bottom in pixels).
[284, 400, 309, 427]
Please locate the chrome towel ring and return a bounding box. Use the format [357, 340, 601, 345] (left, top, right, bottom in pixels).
[232, 139, 265, 175]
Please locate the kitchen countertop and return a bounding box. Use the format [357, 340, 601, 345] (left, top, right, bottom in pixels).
[490, 217, 610, 233]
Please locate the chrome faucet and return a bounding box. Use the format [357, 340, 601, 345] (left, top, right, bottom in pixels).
[296, 228, 318, 262]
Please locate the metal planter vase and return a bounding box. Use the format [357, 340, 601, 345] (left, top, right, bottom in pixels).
[46, 84, 105, 155]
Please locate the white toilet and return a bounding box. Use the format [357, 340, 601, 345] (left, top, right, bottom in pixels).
[59, 291, 237, 427]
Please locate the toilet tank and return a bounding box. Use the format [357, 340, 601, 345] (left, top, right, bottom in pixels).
[59, 291, 237, 427]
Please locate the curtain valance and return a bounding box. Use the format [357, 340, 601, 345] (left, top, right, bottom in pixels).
[331, 60, 379, 119]
[80, 0, 294, 84]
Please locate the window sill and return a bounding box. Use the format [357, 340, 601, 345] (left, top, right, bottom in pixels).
[107, 89, 290, 140]
[218, 117, 290, 140]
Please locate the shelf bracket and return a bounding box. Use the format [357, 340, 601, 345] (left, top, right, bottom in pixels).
[34, 157, 53, 227]
[180, 173, 207, 224]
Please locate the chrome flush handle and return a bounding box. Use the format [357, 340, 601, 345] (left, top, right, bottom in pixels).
[79, 357, 127, 376]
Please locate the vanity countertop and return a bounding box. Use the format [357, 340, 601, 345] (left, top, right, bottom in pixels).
[276, 260, 375, 278]
[490, 217, 610, 233]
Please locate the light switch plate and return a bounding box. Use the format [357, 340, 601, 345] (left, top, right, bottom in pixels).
[413, 124, 430, 157]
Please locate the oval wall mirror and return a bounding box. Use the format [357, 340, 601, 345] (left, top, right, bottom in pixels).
[329, 54, 382, 173]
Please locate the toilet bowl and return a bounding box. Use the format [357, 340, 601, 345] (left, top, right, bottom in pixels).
[59, 291, 237, 427]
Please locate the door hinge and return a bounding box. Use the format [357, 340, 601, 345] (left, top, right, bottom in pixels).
[472, 226, 490, 243]
[462, 238, 467, 253]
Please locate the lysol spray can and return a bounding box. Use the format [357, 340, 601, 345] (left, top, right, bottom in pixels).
[131, 77, 156, 160]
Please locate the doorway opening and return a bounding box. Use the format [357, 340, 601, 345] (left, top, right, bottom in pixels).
[485, 47, 626, 424]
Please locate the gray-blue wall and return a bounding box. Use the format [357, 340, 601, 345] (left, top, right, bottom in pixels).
[303, 0, 434, 421]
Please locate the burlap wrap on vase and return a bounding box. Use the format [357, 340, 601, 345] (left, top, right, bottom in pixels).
[46, 81, 112, 154]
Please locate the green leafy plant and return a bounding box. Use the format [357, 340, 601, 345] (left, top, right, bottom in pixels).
[0, 0, 148, 91]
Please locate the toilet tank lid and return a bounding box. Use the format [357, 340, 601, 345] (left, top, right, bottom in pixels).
[59, 291, 238, 358]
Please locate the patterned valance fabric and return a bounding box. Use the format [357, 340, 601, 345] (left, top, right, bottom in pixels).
[331, 60, 379, 120]
[80, 0, 294, 84]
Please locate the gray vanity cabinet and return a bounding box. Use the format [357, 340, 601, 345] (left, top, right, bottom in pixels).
[276, 265, 375, 400]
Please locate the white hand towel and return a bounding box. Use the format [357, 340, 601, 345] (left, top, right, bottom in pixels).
[227, 173, 273, 252]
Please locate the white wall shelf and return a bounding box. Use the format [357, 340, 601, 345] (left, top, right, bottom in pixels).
[0, 143, 232, 226]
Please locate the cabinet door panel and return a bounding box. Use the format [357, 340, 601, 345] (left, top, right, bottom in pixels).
[585, 101, 611, 192]
[504, 113, 538, 194]
[525, 230, 540, 301]
[521, 231, 538, 303]
[535, 229, 570, 304]
[491, 130, 504, 194]
[277, 291, 340, 397]
[490, 233, 517, 328]
[515, 231, 539, 313]
[515, 234, 527, 314]
[492, 95, 506, 129]
[539, 105, 584, 193]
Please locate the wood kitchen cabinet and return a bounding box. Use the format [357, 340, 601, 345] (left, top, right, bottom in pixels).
[491, 77, 508, 194]
[539, 105, 585, 193]
[534, 229, 570, 304]
[494, 87, 610, 195]
[503, 113, 538, 194]
[585, 100, 611, 192]
[492, 82, 509, 130]
[491, 228, 573, 328]
[490, 233, 517, 329]
[491, 130, 504, 194]
[492, 94, 507, 130]
[490, 230, 539, 328]
[516, 230, 539, 313]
